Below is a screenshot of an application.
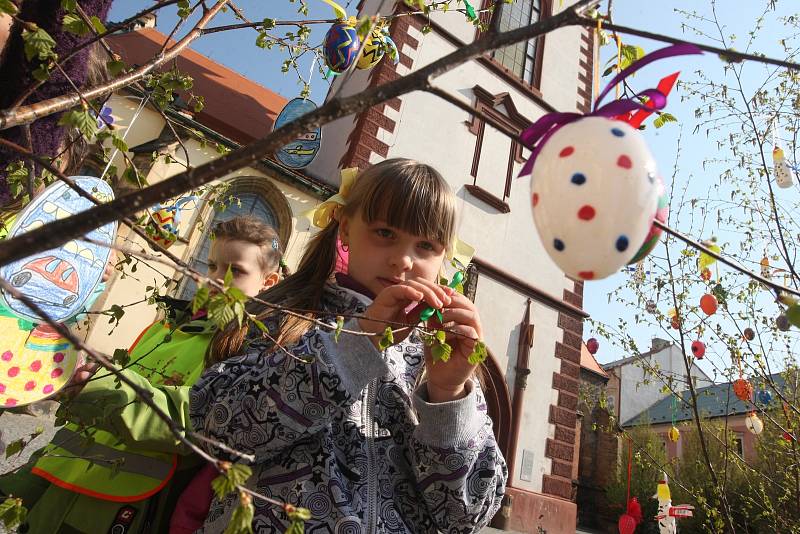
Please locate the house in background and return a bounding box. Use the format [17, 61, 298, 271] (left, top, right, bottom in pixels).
[603, 337, 714, 425]
[623, 374, 786, 463]
[307, 1, 595, 531]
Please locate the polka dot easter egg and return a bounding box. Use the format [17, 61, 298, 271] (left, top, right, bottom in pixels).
[0, 316, 79, 407]
[530, 117, 660, 280]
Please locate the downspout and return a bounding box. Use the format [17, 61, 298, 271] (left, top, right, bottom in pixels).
[507, 298, 535, 485]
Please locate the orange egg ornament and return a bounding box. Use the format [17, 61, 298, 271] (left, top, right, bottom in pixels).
[733, 378, 753, 402]
[699, 294, 718, 315]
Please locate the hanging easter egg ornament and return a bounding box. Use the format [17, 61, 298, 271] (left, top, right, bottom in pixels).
[519, 44, 702, 281]
[0, 177, 117, 323]
[773, 145, 796, 189]
[144, 196, 195, 250]
[646, 300, 657, 314]
[356, 27, 386, 70]
[320, 1, 360, 74]
[783, 431, 796, 442]
[733, 378, 753, 402]
[776, 314, 790, 332]
[757, 388, 772, 405]
[745, 412, 763, 435]
[691, 340, 705, 359]
[586, 337, 600, 354]
[699, 293, 718, 316]
[743, 327, 755, 341]
[274, 98, 322, 169]
[697, 238, 720, 275]
[668, 426, 680, 442]
[700, 267, 712, 281]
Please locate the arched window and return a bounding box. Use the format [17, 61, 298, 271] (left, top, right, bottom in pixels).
[179, 191, 283, 300]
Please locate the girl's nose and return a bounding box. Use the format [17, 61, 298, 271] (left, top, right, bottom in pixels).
[389, 249, 413, 271]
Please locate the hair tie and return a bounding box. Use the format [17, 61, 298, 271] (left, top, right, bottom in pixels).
[272, 237, 280, 250]
[305, 167, 359, 228]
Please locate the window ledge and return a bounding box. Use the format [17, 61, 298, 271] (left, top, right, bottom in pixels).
[465, 184, 510, 213]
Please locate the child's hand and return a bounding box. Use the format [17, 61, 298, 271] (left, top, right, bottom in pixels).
[359, 277, 452, 345]
[424, 290, 483, 403]
[57, 355, 98, 400]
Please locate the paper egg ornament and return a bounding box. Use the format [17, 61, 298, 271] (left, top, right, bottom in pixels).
[0, 177, 116, 323]
[146, 206, 179, 248]
[628, 176, 668, 264]
[733, 378, 753, 402]
[700, 294, 718, 316]
[529, 117, 660, 280]
[691, 340, 705, 359]
[700, 268, 712, 281]
[743, 327, 755, 341]
[757, 389, 772, 405]
[0, 315, 79, 407]
[745, 412, 763, 435]
[618, 514, 636, 534]
[356, 28, 385, 70]
[586, 337, 599, 354]
[773, 146, 795, 189]
[776, 314, 790, 332]
[323, 22, 360, 73]
[668, 426, 680, 442]
[646, 300, 657, 313]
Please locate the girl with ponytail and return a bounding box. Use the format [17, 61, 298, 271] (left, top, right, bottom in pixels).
[190, 158, 507, 533]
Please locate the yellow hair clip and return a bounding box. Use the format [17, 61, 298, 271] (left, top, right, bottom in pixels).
[307, 167, 359, 229]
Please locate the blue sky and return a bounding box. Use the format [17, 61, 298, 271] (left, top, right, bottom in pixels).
[108, 1, 799, 369]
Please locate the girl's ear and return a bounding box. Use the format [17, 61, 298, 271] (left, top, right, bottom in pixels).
[262, 271, 280, 290]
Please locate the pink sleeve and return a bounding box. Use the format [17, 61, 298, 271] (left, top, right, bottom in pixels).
[169, 463, 217, 533]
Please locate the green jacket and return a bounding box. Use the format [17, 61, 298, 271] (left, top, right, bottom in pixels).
[0, 302, 212, 534]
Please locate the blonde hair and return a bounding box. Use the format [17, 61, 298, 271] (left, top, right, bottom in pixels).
[209, 158, 457, 363]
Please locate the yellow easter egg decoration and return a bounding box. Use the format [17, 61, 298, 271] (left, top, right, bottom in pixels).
[668, 426, 680, 442]
[357, 28, 386, 70]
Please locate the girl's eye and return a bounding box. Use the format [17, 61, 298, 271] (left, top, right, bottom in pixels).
[417, 241, 435, 251]
[375, 228, 394, 239]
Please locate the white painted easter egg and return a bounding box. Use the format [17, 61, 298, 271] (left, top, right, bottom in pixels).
[530, 117, 659, 280]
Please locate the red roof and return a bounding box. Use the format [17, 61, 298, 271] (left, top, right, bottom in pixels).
[108, 28, 287, 144]
[581, 343, 608, 379]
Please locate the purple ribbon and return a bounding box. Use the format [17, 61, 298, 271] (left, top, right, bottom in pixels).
[518, 43, 703, 177]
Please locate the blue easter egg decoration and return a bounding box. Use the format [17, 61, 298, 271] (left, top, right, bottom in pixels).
[273, 98, 321, 169]
[0, 177, 117, 323]
[323, 22, 360, 73]
[757, 389, 773, 405]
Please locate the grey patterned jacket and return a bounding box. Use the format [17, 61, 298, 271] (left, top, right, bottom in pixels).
[189, 284, 507, 533]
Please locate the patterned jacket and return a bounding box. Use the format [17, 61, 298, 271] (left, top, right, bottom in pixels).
[189, 284, 507, 533]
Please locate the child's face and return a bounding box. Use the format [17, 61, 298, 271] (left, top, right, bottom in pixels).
[339, 213, 446, 297]
[208, 238, 279, 297]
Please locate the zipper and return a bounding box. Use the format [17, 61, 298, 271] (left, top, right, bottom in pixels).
[364, 378, 378, 534]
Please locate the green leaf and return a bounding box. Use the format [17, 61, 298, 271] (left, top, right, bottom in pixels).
[60, 0, 77, 10]
[285, 506, 311, 534]
[211, 463, 252, 500]
[224, 265, 234, 287]
[431, 342, 452, 363]
[0, 0, 19, 15]
[224, 494, 254, 534]
[4, 438, 25, 458]
[62, 13, 89, 36]
[786, 304, 800, 328]
[58, 109, 98, 140]
[89, 15, 106, 34]
[112, 348, 130, 366]
[111, 135, 128, 153]
[435, 330, 446, 344]
[468, 340, 488, 365]
[653, 112, 678, 129]
[192, 286, 210, 313]
[0, 497, 27, 530]
[379, 326, 394, 350]
[227, 287, 247, 303]
[334, 315, 344, 343]
[107, 59, 125, 76]
[22, 26, 57, 62]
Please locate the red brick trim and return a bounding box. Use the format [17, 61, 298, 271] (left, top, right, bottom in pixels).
[338, 7, 424, 169]
[543, 279, 585, 501]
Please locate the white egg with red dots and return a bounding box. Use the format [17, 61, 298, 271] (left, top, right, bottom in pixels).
[530, 116, 660, 280]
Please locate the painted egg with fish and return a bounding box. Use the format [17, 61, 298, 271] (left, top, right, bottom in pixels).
[0, 177, 116, 323]
[323, 22, 360, 73]
[274, 98, 321, 169]
[530, 117, 659, 280]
